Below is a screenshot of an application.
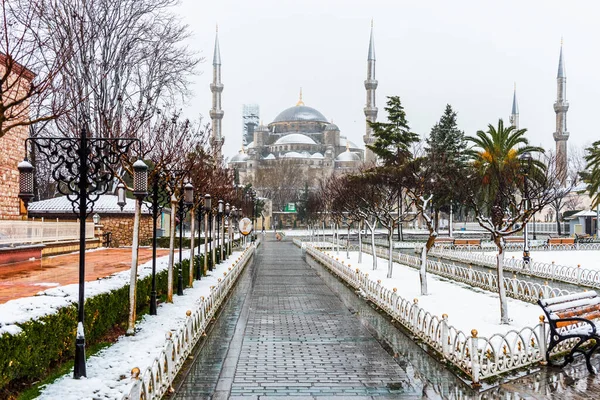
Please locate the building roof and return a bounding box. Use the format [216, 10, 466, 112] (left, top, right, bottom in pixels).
[274, 133, 317, 145]
[557, 41, 566, 78]
[273, 105, 328, 123]
[27, 195, 153, 215]
[264, 153, 276, 160]
[565, 210, 597, 220]
[310, 152, 324, 159]
[335, 151, 361, 162]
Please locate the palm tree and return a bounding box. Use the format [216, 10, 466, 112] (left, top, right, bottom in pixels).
[466, 119, 546, 324]
[584, 140, 600, 208]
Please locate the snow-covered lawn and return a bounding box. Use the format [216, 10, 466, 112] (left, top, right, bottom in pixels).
[36, 248, 250, 400]
[485, 250, 600, 271]
[327, 251, 542, 338]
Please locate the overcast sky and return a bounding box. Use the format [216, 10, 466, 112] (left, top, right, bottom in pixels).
[176, 0, 600, 161]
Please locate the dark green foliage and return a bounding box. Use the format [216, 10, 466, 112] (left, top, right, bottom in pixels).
[367, 96, 419, 167]
[150, 236, 211, 249]
[584, 140, 600, 207]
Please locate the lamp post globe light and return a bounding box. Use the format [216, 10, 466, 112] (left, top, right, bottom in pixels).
[204, 194, 212, 272]
[176, 181, 194, 296]
[519, 152, 532, 266]
[18, 130, 142, 379]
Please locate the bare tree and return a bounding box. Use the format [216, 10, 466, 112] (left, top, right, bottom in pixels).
[0, 0, 72, 138]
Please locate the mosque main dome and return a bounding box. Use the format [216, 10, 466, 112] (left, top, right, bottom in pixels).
[272, 105, 328, 123]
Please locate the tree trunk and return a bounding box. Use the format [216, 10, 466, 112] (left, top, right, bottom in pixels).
[495, 239, 510, 324]
[189, 208, 195, 287]
[127, 199, 141, 335]
[420, 245, 428, 295]
[358, 219, 363, 264]
[167, 194, 177, 303]
[346, 225, 350, 259]
[556, 217, 562, 236]
[370, 223, 377, 270]
[386, 228, 393, 278]
[434, 209, 439, 232]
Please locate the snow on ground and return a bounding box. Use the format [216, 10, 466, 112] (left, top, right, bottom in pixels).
[326, 251, 542, 338]
[0, 247, 196, 335]
[485, 250, 600, 271]
[36, 248, 249, 400]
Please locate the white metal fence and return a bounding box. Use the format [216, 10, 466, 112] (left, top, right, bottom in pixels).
[429, 246, 600, 289]
[123, 242, 257, 400]
[0, 220, 94, 245]
[303, 244, 551, 385]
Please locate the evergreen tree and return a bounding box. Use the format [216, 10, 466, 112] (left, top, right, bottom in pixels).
[425, 105, 468, 213]
[367, 96, 419, 167]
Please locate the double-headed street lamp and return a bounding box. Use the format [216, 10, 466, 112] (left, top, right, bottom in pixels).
[520, 152, 532, 266]
[177, 181, 194, 295]
[18, 130, 144, 379]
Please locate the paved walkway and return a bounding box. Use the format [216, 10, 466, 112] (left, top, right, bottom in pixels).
[174, 235, 600, 399]
[175, 236, 431, 398]
[0, 247, 169, 303]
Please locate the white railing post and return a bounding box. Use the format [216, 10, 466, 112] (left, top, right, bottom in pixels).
[470, 329, 480, 387]
[441, 314, 449, 358]
[538, 315, 547, 365]
[128, 367, 142, 400]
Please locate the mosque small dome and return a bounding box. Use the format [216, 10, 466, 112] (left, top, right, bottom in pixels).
[335, 151, 361, 162]
[283, 151, 310, 159]
[310, 152, 324, 159]
[263, 153, 275, 160]
[274, 133, 317, 145]
[230, 151, 249, 163]
[324, 123, 339, 131]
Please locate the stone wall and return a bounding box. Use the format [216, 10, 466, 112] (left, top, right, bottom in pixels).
[101, 214, 153, 247]
[0, 55, 34, 220]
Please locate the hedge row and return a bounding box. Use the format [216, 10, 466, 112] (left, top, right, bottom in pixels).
[0, 241, 239, 392]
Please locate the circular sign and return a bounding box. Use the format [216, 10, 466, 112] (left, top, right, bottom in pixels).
[238, 217, 253, 236]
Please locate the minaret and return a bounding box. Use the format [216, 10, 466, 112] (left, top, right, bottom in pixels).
[509, 83, 519, 129]
[210, 26, 224, 161]
[553, 39, 569, 184]
[363, 20, 378, 164]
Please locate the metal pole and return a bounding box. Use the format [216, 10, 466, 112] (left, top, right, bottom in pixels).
[449, 201, 453, 238]
[150, 177, 158, 315]
[523, 177, 530, 266]
[74, 129, 88, 379]
[217, 211, 221, 263]
[196, 206, 202, 280]
[177, 196, 184, 296]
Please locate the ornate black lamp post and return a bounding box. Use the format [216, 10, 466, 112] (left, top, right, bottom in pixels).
[176, 181, 194, 295]
[18, 130, 143, 379]
[520, 152, 532, 266]
[217, 199, 224, 262]
[230, 206, 237, 254]
[146, 171, 168, 315]
[204, 194, 213, 272]
[195, 194, 203, 280]
[224, 203, 230, 259]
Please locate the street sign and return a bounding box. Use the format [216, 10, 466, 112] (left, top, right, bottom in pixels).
[238, 217, 253, 236]
[284, 203, 296, 212]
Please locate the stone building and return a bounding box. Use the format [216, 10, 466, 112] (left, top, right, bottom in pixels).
[0, 54, 35, 220]
[26, 195, 163, 247]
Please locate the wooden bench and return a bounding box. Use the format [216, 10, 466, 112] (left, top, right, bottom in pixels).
[576, 234, 594, 244]
[538, 291, 600, 373]
[434, 237, 455, 247]
[504, 236, 524, 244]
[453, 238, 481, 248]
[547, 237, 576, 247]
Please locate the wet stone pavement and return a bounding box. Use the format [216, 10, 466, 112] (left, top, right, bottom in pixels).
[174, 235, 600, 399]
